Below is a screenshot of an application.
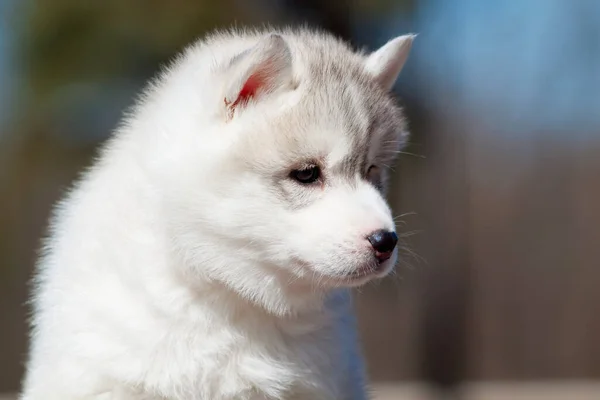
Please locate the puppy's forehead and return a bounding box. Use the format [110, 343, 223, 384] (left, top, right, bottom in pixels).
[297, 67, 398, 171]
[292, 85, 369, 163]
[252, 40, 405, 171]
[326, 133, 354, 166]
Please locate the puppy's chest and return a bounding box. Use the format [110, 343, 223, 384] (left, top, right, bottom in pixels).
[149, 317, 343, 399]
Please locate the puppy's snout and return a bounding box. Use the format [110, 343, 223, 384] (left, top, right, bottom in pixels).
[367, 230, 398, 262]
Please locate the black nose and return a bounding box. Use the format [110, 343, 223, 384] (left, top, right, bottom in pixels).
[367, 229, 398, 259]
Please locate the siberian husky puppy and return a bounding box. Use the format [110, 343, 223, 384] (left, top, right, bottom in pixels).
[21, 28, 414, 400]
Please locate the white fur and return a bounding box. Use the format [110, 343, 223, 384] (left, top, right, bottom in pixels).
[21, 28, 414, 400]
[365, 34, 416, 91]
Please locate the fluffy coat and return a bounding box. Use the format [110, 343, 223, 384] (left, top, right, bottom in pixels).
[21, 28, 414, 400]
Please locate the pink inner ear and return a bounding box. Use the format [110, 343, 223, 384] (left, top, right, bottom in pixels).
[230, 72, 265, 110]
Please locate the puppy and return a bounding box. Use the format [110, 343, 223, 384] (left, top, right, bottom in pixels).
[21, 28, 414, 400]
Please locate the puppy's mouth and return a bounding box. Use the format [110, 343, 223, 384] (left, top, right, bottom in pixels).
[292, 251, 396, 287]
[349, 259, 392, 279]
[350, 264, 384, 279]
[323, 257, 396, 287]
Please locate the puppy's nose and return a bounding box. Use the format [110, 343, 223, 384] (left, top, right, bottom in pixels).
[367, 229, 398, 261]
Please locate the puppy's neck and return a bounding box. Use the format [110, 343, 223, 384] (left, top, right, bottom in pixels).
[189, 264, 330, 319]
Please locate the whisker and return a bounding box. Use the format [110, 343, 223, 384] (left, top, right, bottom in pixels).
[399, 244, 426, 264]
[395, 150, 426, 159]
[398, 230, 422, 238]
[394, 211, 417, 220]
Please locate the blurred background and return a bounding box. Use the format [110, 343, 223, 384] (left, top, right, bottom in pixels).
[1, 0, 600, 398]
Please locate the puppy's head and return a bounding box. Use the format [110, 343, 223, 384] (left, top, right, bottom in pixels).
[155, 31, 414, 308]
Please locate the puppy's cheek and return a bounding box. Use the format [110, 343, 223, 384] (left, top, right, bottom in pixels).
[285, 229, 326, 268]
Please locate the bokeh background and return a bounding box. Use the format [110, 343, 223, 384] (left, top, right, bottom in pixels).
[1, 0, 600, 398]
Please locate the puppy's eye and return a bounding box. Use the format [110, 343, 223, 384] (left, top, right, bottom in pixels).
[290, 166, 320, 184]
[367, 165, 382, 189]
[367, 165, 380, 180]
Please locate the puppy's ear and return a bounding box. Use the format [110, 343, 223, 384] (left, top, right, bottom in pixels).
[364, 34, 415, 91]
[224, 34, 293, 118]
